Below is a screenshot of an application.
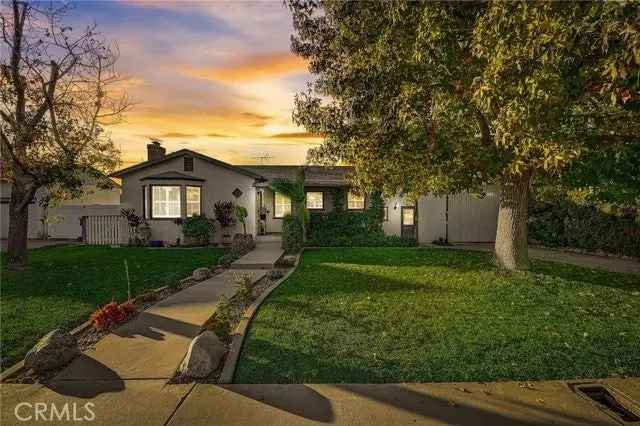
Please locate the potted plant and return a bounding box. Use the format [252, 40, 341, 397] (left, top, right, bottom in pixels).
[214, 200, 236, 246]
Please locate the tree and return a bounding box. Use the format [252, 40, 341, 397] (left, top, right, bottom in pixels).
[270, 167, 309, 242]
[234, 204, 249, 235]
[1, 1, 129, 268]
[288, 1, 640, 270]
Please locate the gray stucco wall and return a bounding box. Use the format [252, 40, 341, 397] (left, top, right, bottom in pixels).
[119, 156, 256, 244]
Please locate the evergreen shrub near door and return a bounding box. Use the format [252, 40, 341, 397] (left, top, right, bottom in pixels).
[307, 189, 417, 247]
[282, 215, 304, 253]
[529, 199, 640, 257]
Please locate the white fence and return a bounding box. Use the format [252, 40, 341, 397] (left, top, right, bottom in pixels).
[81, 215, 126, 245]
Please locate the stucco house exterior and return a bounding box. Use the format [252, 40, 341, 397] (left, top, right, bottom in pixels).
[111, 141, 499, 245]
[0, 178, 121, 241]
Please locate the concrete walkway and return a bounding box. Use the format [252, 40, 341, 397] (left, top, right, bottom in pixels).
[230, 236, 284, 269]
[53, 269, 264, 381]
[2, 378, 638, 425]
[432, 243, 640, 275]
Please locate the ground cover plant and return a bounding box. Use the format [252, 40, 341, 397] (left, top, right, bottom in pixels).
[1, 245, 226, 369]
[235, 247, 640, 383]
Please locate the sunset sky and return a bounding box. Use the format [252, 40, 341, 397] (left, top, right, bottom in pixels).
[70, 1, 319, 167]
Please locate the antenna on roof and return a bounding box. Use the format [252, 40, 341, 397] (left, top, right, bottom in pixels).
[252, 153, 273, 165]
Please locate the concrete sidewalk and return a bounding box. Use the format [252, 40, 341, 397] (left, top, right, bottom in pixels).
[230, 238, 284, 269]
[432, 243, 640, 275]
[2, 378, 638, 425]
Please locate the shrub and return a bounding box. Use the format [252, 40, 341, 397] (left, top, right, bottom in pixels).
[204, 296, 233, 343]
[181, 214, 216, 245]
[214, 200, 236, 229]
[234, 272, 255, 304]
[90, 300, 137, 331]
[218, 252, 237, 268]
[121, 209, 149, 246]
[529, 198, 640, 257]
[231, 233, 255, 257]
[282, 215, 304, 253]
[234, 205, 249, 234]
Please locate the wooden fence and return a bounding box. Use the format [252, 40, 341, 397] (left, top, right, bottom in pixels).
[81, 215, 126, 245]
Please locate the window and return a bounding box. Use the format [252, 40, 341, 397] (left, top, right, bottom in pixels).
[184, 156, 194, 172]
[186, 186, 201, 216]
[347, 191, 365, 210]
[306, 191, 324, 210]
[151, 186, 181, 218]
[402, 207, 415, 225]
[274, 192, 291, 218]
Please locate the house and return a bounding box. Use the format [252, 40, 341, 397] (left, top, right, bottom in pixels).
[0, 178, 121, 241]
[111, 141, 499, 245]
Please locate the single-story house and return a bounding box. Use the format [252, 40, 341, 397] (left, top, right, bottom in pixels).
[0, 178, 121, 241]
[111, 141, 499, 245]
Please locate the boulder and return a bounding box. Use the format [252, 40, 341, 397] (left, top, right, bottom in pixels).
[24, 329, 79, 373]
[192, 267, 212, 282]
[267, 269, 285, 280]
[231, 234, 255, 257]
[178, 331, 227, 378]
[179, 277, 196, 288]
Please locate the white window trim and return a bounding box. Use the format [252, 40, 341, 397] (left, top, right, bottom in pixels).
[186, 186, 202, 217]
[151, 185, 182, 219]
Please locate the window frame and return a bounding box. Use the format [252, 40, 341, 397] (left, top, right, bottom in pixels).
[149, 184, 182, 220]
[305, 191, 325, 211]
[347, 191, 366, 210]
[273, 191, 291, 219]
[185, 185, 202, 217]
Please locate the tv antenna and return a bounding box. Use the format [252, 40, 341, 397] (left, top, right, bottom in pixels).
[252, 153, 273, 165]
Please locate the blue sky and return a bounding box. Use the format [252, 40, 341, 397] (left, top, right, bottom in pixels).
[67, 1, 318, 166]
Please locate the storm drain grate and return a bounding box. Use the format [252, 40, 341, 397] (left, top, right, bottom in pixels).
[570, 383, 640, 424]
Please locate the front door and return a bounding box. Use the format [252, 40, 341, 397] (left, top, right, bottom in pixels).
[401, 206, 416, 239]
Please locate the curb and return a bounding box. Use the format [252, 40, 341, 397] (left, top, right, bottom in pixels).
[218, 251, 303, 384]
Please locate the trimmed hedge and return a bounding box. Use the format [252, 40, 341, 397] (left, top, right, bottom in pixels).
[307, 189, 417, 247]
[528, 199, 640, 257]
[282, 215, 304, 253]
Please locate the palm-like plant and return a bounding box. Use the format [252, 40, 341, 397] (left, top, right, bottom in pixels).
[270, 167, 308, 242]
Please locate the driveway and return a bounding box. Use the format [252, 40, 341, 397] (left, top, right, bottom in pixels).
[433, 243, 640, 275]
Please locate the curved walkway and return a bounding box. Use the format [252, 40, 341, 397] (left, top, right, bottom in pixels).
[430, 243, 640, 275]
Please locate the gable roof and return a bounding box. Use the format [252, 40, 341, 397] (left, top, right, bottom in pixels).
[140, 171, 205, 182]
[110, 149, 265, 180]
[238, 165, 353, 187]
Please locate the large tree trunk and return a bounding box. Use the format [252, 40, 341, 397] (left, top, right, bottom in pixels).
[7, 183, 31, 269]
[495, 171, 531, 271]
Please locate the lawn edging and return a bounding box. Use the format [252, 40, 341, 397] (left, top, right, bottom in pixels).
[218, 250, 303, 384]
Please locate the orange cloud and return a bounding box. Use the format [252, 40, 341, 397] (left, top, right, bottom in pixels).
[266, 131, 322, 139]
[179, 52, 308, 82]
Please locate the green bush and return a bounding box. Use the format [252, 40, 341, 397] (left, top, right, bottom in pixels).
[182, 214, 216, 245]
[307, 189, 416, 247]
[529, 198, 640, 257]
[282, 215, 304, 253]
[217, 252, 237, 268]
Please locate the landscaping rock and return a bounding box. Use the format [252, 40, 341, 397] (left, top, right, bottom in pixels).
[179, 277, 196, 287]
[178, 331, 227, 378]
[24, 329, 79, 373]
[231, 234, 255, 257]
[192, 267, 212, 282]
[267, 269, 285, 280]
[280, 255, 297, 267]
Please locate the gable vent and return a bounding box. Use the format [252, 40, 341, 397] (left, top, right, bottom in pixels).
[184, 156, 194, 172]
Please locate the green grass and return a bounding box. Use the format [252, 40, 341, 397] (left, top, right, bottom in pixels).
[235, 247, 640, 383]
[1, 245, 226, 369]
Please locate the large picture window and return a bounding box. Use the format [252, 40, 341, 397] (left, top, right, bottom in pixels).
[274, 192, 291, 218]
[306, 191, 324, 210]
[347, 191, 365, 210]
[151, 185, 181, 218]
[186, 186, 201, 216]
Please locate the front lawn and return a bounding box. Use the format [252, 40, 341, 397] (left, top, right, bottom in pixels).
[235, 247, 640, 383]
[1, 245, 226, 370]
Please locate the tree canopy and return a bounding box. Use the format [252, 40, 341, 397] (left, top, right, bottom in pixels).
[289, 0, 640, 269]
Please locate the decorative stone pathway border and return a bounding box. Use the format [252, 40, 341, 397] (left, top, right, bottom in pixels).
[219, 251, 303, 384]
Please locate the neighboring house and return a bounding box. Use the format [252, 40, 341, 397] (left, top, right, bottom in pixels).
[111, 141, 499, 245]
[0, 178, 121, 240]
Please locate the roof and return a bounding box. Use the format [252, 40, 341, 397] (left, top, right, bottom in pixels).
[239, 165, 353, 187]
[140, 171, 205, 182]
[111, 149, 265, 180]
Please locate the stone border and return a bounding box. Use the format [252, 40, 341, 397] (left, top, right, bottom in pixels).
[0, 284, 170, 383]
[218, 251, 303, 384]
